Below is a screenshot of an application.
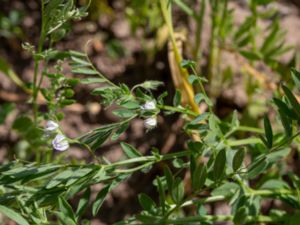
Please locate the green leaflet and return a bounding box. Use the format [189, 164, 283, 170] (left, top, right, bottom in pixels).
[120, 142, 142, 158]
[0, 205, 29, 225]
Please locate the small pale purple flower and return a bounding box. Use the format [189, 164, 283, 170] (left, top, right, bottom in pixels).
[144, 117, 157, 129]
[52, 134, 69, 151]
[141, 101, 156, 111]
[45, 120, 59, 132]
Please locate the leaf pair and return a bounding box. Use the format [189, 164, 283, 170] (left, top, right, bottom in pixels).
[163, 166, 184, 204]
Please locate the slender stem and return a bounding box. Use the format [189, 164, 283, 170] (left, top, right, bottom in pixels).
[161, 150, 192, 160]
[57, 150, 189, 171]
[166, 187, 296, 220]
[1, 59, 31, 94]
[33, 62, 40, 123]
[103, 150, 191, 170]
[193, 0, 206, 64]
[190, 67, 205, 95]
[157, 104, 198, 117]
[249, 0, 257, 52]
[227, 137, 262, 147]
[115, 162, 153, 173]
[69, 138, 101, 163]
[219, 0, 228, 41]
[245, 0, 258, 97]
[160, 0, 200, 114]
[36, 39, 53, 96]
[190, 66, 212, 113]
[207, 0, 219, 90]
[163, 214, 286, 224]
[252, 189, 295, 196]
[233, 174, 253, 193]
[224, 126, 264, 138]
[45, 149, 52, 164]
[184, 196, 225, 209]
[270, 131, 300, 152]
[105, 156, 154, 168]
[224, 129, 238, 139]
[82, 143, 101, 164]
[237, 126, 264, 134]
[165, 188, 295, 224]
[33, 0, 46, 124]
[173, 0, 197, 19]
[85, 55, 118, 88]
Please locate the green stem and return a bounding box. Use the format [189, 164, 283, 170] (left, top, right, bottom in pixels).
[32, 0, 46, 124]
[168, 195, 224, 212]
[160, 0, 200, 114]
[115, 162, 153, 173]
[252, 189, 295, 196]
[224, 126, 264, 138]
[245, 0, 257, 96]
[227, 137, 262, 147]
[36, 40, 54, 98]
[106, 157, 153, 168]
[157, 187, 299, 219]
[32, 62, 40, 123]
[190, 66, 213, 113]
[165, 190, 226, 219]
[193, 0, 206, 64]
[166, 187, 293, 223]
[45, 149, 52, 164]
[70, 139, 101, 164]
[104, 150, 191, 170]
[270, 131, 300, 152]
[233, 174, 253, 193]
[82, 143, 101, 164]
[249, 0, 257, 52]
[173, 0, 196, 19]
[207, 0, 219, 92]
[163, 214, 285, 224]
[237, 126, 264, 134]
[85, 55, 118, 88]
[157, 104, 198, 117]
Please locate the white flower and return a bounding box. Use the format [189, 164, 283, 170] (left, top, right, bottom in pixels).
[144, 117, 157, 129]
[45, 120, 59, 132]
[141, 101, 156, 111]
[52, 134, 69, 151]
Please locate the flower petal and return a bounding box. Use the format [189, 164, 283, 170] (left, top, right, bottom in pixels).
[45, 120, 59, 132]
[52, 134, 69, 151]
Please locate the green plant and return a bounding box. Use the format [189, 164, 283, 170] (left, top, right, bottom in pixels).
[0, 9, 24, 39]
[1, 1, 300, 225]
[134, 0, 293, 122]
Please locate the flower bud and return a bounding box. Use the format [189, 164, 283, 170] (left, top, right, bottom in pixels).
[144, 117, 157, 129]
[141, 101, 156, 111]
[52, 134, 69, 151]
[45, 120, 59, 132]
